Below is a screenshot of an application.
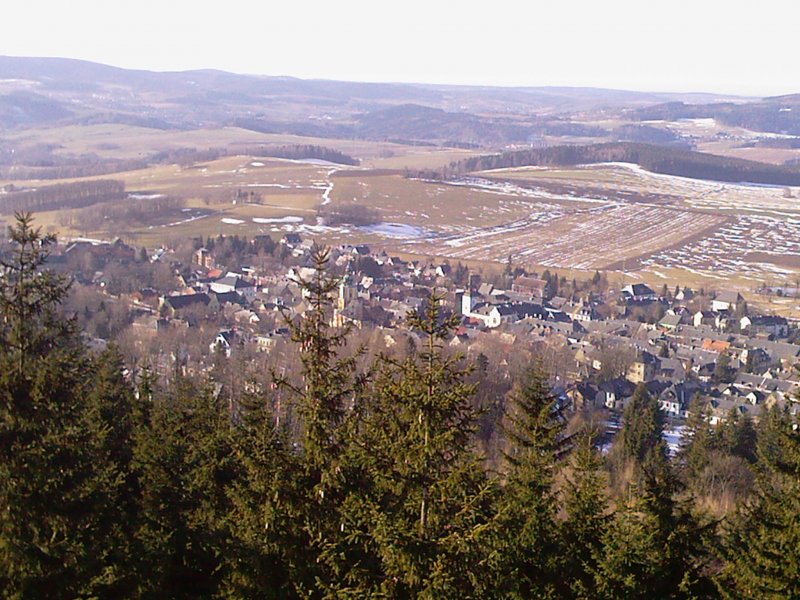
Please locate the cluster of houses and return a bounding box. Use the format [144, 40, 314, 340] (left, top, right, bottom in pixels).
[38, 232, 800, 427]
[453, 279, 799, 424]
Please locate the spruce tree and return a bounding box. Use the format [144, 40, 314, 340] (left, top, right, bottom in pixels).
[560, 429, 609, 599]
[272, 244, 369, 595]
[678, 394, 715, 485]
[223, 387, 296, 598]
[336, 291, 497, 598]
[594, 460, 717, 599]
[0, 213, 126, 597]
[615, 383, 665, 484]
[132, 375, 236, 598]
[495, 365, 570, 598]
[717, 407, 800, 598]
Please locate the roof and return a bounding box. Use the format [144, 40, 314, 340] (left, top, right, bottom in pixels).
[702, 339, 731, 353]
[659, 313, 682, 327]
[164, 293, 210, 310]
[215, 276, 254, 289]
[749, 315, 788, 326]
[715, 291, 744, 304]
[283, 233, 302, 244]
[623, 283, 656, 296]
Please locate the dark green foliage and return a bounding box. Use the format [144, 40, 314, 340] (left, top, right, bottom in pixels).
[221, 391, 295, 598]
[335, 291, 498, 597]
[718, 408, 800, 598]
[594, 481, 717, 599]
[618, 384, 665, 469]
[493, 366, 570, 598]
[560, 430, 609, 598]
[132, 376, 236, 598]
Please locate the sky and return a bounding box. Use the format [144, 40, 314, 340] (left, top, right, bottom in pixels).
[2, 0, 799, 96]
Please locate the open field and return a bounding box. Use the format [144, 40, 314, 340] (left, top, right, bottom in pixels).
[398, 203, 725, 270]
[5, 123, 800, 295]
[2, 124, 480, 169]
[375, 163, 800, 292]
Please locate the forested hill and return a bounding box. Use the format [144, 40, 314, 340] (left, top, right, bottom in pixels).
[420, 142, 800, 185]
[628, 97, 800, 136]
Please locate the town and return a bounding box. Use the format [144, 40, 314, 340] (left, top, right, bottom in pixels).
[41, 228, 800, 440]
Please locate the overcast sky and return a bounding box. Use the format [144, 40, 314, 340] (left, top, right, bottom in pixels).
[3, 0, 798, 96]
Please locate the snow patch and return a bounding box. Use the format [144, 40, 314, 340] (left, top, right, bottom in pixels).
[360, 222, 429, 239]
[252, 216, 303, 224]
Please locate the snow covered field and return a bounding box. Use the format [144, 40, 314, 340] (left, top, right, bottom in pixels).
[391, 164, 800, 281]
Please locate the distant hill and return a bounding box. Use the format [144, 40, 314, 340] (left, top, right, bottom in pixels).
[0, 91, 72, 127]
[0, 56, 756, 145]
[628, 98, 800, 136]
[424, 142, 800, 186]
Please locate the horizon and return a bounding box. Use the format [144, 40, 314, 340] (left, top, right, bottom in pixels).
[0, 53, 771, 100]
[2, 0, 799, 97]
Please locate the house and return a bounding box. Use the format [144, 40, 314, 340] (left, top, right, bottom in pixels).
[572, 302, 601, 323]
[193, 247, 215, 268]
[565, 382, 598, 411]
[160, 292, 211, 315]
[622, 283, 657, 302]
[694, 310, 716, 328]
[512, 276, 548, 299]
[595, 378, 636, 410]
[658, 381, 704, 418]
[715, 309, 732, 331]
[234, 309, 260, 325]
[210, 276, 257, 300]
[209, 291, 247, 309]
[435, 264, 452, 278]
[209, 329, 243, 357]
[657, 357, 686, 381]
[740, 347, 774, 373]
[281, 233, 303, 247]
[627, 351, 659, 384]
[740, 315, 789, 338]
[477, 282, 495, 297]
[658, 312, 683, 331]
[702, 338, 731, 354]
[712, 291, 744, 313]
[253, 329, 287, 353]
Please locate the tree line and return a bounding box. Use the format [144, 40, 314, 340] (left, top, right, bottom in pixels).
[415, 142, 800, 186]
[1, 213, 799, 598]
[0, 179, 125, 214]
[241, 144, 360, 166]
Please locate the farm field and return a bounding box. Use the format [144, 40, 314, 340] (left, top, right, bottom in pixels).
[5, 122, 800, 294]
[2, 123, 477, 169]
[381, 163, 800, 291]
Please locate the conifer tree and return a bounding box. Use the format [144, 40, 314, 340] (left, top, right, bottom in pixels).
[594, 458, 717, 599]
[678, 394, 716, 484]
[336, 291, 497, 597]
[560, 429, 609, 599]
[273, 244, 369, 594]
[0, 213, 124, 597]
[494, 365, 570, 598]
[614, 383, 666, 487]
[78, 346, 141, 596]
[718, 407, 800, 598]
[132, 376, 236, 598]
[223, 387, 295, 598]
